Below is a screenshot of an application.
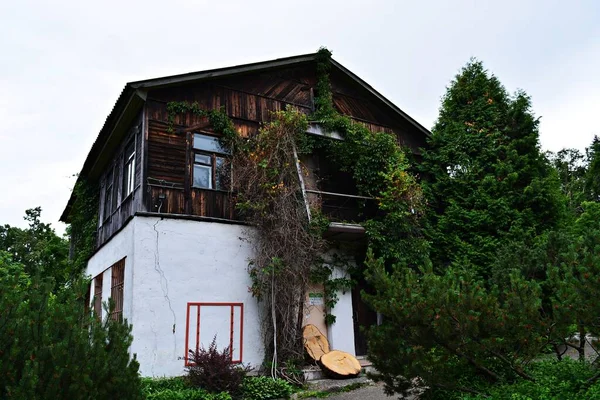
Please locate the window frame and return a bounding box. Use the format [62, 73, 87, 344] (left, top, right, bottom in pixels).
[184, 302, 244, 366]
[93, 274, 103, 318]
[191, 132, 230, 191]
[103, 167, 114, 222]
[110, 258, 125, 322]
[122, 139, 136, 200]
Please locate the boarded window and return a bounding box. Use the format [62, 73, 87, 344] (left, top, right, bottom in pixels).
[110, 258, 125, 322]
[93, 274, 103, 318]
[185, 303, 243, 365]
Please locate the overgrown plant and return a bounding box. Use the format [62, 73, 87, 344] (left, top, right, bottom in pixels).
[0, 258, 142, 400]
[185, 336, 249, 397]
[67, 178, 100, 275]
[166, 47, 423, 378]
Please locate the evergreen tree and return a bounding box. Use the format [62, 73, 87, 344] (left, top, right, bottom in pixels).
[420, 60, 564, 276]
[584, 135, 600, 201]
[0, 255, 142, 400]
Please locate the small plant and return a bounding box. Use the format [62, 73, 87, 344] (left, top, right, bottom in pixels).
[241, 376, 294, 400]
[185, 336, 249, 397]
[141, 377, 232, 400]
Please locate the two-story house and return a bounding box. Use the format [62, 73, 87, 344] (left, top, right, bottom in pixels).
[60, 52, 430, 377]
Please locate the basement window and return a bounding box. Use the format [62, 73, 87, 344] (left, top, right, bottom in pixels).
[192, 133, 230, 190]
[110, 258, 125, 322]
[93, 274, 103, 318]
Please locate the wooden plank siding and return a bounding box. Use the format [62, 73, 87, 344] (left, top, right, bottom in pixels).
[97, 111, 144, 247]
[92, 62, 427, 249]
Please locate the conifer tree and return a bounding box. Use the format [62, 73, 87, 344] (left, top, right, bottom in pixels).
[420, 60, 563, 277]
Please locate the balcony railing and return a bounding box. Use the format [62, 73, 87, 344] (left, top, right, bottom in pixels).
[306, 189, 379, 224]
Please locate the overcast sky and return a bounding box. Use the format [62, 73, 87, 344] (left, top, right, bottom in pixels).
[1, 0, 599, 233]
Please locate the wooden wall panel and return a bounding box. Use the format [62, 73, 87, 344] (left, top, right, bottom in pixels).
[147, 120, 186, 185]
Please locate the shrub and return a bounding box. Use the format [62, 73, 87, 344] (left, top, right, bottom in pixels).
[242, 376, 294, 400]
[185, 336, 249, 397]
[145, 388, 232, 400]
[455, 359, 600, 400]
[0, 262, 142, 400]
[141, 377, 232, 400]
[142, 376, 188, 393]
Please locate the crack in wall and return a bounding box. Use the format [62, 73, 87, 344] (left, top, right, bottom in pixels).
[152, 219, 178, 357]
[149, 308, 158, 377]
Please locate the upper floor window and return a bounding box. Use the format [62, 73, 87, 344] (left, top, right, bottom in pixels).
[123, 140, 135, 197]
[192, 133, 230, 190]
[103, 169, 114, 221]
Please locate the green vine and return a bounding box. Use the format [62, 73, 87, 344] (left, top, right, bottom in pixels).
[67, 179, 99, 275]
[164, 48, 423, 373]
[311, 47, 425, 266]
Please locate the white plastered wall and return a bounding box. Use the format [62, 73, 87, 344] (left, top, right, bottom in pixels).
[129, 216, 263, 377]
[86, 215, 359, 376]
[87, 220, 135, 322]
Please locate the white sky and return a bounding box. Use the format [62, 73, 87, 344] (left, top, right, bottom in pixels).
[1, 0, 599, 233]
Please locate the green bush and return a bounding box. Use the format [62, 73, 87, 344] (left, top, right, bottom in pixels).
[456, 359, 600, 400]
[241, 376, 294, 400]
[0, 256, 142, 400]
[145, 388, 232, 400]
[141, 377, 232, 400]
[141, 376, 188, 393]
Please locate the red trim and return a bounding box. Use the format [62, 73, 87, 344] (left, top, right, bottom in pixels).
[184, 302, 244, 366]
[184, 304, 191, 364]
[196, 306, 201, 352]
[239, 303, 244, 363]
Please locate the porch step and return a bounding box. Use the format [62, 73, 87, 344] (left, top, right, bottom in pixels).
[302, 357, 377, 381]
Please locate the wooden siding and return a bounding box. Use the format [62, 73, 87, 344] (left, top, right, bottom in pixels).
[141, 64, 427, 223]
[97, 111, 144, 247]
[90, 62, 428, 245]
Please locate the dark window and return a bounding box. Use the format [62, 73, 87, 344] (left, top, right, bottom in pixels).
[123, 140, 135, 198]
[110, 258, 125, 322]
[93, 274, 103, 318]
[192, 133, 229, 190]
[103, 169, 114, 221]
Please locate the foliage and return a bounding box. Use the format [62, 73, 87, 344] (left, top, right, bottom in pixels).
[584, 136, 600, 202]
[241, 376, 294, 400]
[67, 178, 100, 275]
[312, 48, 426, 266]
[141, 377, 232, 400]
[185, 336, 249, 397]
[458, 359, 600, 400]
[0, 207, 70, 288]
[0, 265, 142, 400]
[362, 59, 584, 398]
[419, 59, 564, 277]
[364, 250, 547, 397]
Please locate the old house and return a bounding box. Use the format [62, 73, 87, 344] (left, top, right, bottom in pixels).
[60, 52, 430, 377]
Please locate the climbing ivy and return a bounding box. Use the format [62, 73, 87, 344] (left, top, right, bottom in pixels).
[67, 178, 100, 275]
[165, 47, 423, 375]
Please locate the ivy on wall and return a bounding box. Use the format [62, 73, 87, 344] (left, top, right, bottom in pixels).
[165, 47, 424, 376]
[67, 179, 100, 275]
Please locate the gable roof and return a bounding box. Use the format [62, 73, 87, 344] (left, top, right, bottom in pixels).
[60, 52, 431, 222]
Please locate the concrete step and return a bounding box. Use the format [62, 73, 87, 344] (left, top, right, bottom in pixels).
[302, 357, 377, 381]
